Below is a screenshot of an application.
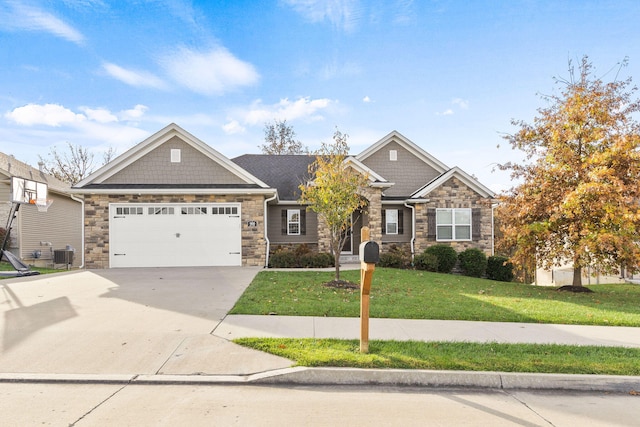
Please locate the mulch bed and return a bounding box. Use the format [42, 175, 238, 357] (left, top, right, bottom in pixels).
[557, 285, 594, 293]
[323, 280, 359, 290]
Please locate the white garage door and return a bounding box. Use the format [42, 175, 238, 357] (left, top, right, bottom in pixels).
[109, 203, 242, 268]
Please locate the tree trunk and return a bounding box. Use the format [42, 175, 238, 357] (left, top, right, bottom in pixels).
[572, 265, 583, 287]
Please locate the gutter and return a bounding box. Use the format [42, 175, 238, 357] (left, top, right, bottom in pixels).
[263, 193, 278, 268]
[70, 193, 85, 269]
[403, 201, 416, 263]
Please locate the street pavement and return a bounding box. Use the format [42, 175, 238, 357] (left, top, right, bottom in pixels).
[1, 266, 640, 392]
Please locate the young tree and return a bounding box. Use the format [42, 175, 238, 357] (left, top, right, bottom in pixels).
[260, 119, 307, 154]
[299, 129, 369, 281]
[39, 143, 116, 185]
[498, 56, 640, 288]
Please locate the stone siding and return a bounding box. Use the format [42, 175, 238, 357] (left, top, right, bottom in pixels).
[83, 194, 266, 269]
[415, 176, 494, 255]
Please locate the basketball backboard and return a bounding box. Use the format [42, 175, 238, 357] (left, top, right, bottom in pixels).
[10, 176, 48, 205]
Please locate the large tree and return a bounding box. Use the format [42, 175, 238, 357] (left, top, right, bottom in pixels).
[39, 143, 116, 185]
[498, 56, 640, 288]
[260, 119, 307, 154]
[299, 129, 369, 281]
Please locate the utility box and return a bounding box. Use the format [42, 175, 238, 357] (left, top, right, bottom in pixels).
[359, 241, 380, 264]
[53, 249, 74, 268]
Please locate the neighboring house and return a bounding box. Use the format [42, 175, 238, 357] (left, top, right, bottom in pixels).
[0, 153, 83, 268]
[71, 123, 496, 269]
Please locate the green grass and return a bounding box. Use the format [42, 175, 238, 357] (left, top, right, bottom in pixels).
[234, 337, 640, 375]
[0, 260, 63, 278]
[229, 268, 640, 326]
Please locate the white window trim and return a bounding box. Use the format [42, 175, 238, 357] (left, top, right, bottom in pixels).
[171, 149, 181, 163]
[385, 208, 399, 235]
[436, 208, 471, 241]
[287, 209, 301, 236]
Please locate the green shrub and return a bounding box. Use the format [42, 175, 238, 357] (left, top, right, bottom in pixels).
[269, 249, 297, 268]
[458, 248, 487, 277]
[424, 244, 458, 273]
[414, 252, 439, 271]
[378, 245, 410, 269]
[269, 247, 334, 268]
[487, 256, 514, 282]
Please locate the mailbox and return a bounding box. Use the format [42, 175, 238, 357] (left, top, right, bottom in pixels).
[359, 241, 380, 264]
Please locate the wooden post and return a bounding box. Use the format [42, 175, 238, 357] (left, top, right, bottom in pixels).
[360, 226, 374, 353]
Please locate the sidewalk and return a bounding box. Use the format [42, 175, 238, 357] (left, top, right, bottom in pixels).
[214, 315, 640, 348]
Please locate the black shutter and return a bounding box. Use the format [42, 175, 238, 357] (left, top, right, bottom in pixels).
[300, 209, 306, 235]
[381, 209, 386, 234]
[398, 210, 404, 235]
[427, 208, 436, 241]
[472, 208, 481, 240]
[281, 210, 287, 235]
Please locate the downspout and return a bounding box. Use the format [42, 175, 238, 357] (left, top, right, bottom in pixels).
[263, 193, 277, 268]
[70, 193, 85, 269]
[404, 201, 416, 264]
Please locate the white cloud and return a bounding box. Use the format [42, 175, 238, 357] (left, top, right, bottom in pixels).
[1, 2, 85, 44]
[362, 96, 372, 103]
[436, 109, 454, 116]
[118, 104, 149, 121]
[283, 0, 361, 32]
[319, 60, 362, 80]
[102, 62, 167, 89]
[79, 107, 118, 123]
[5, 103, 86, 126]
[222, 120, 245, 135]
[159, 47, 259, 95]
[452, 98, 470, 109]
[5, 103, 150, 128]
[241, 97, 333, 125]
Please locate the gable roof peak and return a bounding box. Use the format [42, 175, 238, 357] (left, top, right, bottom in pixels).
[74, 123, 270, 189]
[356, 130, 449, 174]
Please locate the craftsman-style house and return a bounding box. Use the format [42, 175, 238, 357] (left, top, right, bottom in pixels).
[71, 123, 495, 268]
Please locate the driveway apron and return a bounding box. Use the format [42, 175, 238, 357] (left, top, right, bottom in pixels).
[0, 267, 292, 376]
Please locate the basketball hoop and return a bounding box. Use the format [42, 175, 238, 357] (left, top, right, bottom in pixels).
[36, 199, 53, 213]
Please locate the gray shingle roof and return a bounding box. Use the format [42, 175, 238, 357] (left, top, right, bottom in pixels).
[232, 154, 315, 200]
[0, 153, 70, 195]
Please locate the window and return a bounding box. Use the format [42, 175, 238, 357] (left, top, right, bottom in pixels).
[385, 209, 398, 234]
[287, 209, 300, 235]
[116, 207, 143, 215]
[436, 208, 471, 241]
[389, 150, 397, 161]
[149, 207, 174, 215]
[181, 207, 207, 215]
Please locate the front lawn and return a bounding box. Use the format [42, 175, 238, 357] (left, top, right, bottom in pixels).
[235, 338, 640, 375]
[230, 269, 640, 326]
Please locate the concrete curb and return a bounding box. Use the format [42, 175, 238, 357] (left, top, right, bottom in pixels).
[3, 368, 639, 392]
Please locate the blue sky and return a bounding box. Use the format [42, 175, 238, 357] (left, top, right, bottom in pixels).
[1, 0, 639, 193]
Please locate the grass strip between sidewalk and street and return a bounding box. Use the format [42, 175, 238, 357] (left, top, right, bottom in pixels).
[230, 269, 640, 326]
[233, 338, 640, 375]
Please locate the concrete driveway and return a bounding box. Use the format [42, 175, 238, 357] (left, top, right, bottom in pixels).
[0, 267, 291, 376]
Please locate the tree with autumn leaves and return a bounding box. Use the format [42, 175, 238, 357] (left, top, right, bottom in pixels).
[498, 57, 640, 288]
[299, 129, 369, 282]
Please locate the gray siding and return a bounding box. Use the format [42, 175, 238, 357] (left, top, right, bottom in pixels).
[361, 141, 441, 197]
[20, 193, 82, 267]
[104, 136, 247, 185]
[268, 205, 318, 244]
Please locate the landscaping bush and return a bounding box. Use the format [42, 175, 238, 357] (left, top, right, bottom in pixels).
[413, 252, 439, 272]
[424, 244, 458, 273]
[269, 249, 298, 268]
[378, 245, 410, 269]
[458, 248, 487, 277]
[487, 255, 514, 282]
[269, 247, 334, 268]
